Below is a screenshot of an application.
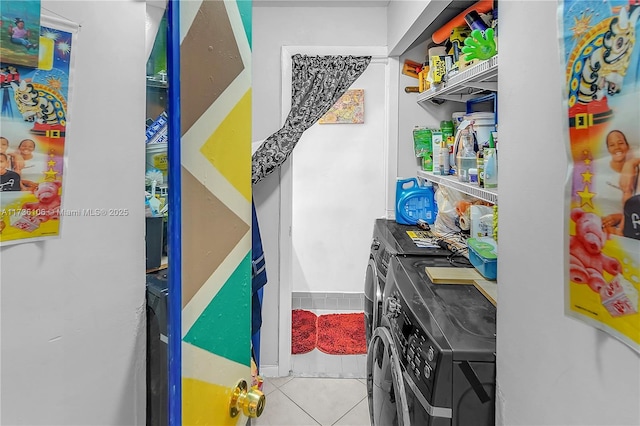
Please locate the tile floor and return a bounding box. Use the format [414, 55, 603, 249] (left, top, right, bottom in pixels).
[253, 309, 371, 425]
[252, 376, 371, 426]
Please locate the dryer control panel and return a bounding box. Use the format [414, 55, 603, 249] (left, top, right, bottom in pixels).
[388, 291, 440, 402]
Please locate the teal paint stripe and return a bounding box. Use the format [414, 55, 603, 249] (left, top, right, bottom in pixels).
[183, 252, 252, 367]
[236, 0, 252, 50]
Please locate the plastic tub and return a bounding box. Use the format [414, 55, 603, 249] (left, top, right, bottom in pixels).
[467, 237, 497, 280]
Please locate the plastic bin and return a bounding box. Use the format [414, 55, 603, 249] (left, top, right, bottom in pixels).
[467, 237, 497, 280]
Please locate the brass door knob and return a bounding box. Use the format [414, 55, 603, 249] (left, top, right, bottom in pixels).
[229, 380, 266, 418]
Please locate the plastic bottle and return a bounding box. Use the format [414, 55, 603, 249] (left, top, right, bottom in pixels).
[440, 120, 454, 141]
[477, 146, 485, 188]
[484, 133, 498, 188]
[395, 178, 437, 225]
[456, 129, 476, 182]
[439, 139, 449, 175]
[440, 121, 454, 170]
[464, 10, 489, 33]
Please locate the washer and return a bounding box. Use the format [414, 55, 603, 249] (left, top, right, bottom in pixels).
[147, 270, 168, 426]
[364, 218, 450, 345]
[367, 255, 496, 426]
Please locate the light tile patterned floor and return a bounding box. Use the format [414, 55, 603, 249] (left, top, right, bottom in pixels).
[252, 376, 370, 426]
[253, 309, 370, 425]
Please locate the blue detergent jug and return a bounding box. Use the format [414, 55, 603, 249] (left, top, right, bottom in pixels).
[395, 178, 438, 225]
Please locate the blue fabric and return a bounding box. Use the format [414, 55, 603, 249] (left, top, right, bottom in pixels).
[251, 200, 268, 369]
[251, 200, 267, 335]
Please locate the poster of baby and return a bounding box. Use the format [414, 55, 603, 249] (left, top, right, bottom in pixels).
[560, 0, 640, 353]
[0, 20, 74, 245]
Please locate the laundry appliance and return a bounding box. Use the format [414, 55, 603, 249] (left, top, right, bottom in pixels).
[364, 218, 450, 346]
[367, 255, 496, 425]
[146, 270, 168, 426]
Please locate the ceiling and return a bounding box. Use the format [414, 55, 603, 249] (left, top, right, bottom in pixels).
[253, 0, 390, 7]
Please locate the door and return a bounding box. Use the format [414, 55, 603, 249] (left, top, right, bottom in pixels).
[167, 1, 263, 424]
[367, 326, 411, 426]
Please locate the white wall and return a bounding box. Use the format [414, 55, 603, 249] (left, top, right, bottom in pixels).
[0, 2, 146, 424]
[252, 4, 387, 371]
[498, 1, 640, 425]
[291, 59, 387, 294]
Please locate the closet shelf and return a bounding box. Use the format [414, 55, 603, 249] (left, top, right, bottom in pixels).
[417, 55, 498, 104]
[417, 170, 498, 204]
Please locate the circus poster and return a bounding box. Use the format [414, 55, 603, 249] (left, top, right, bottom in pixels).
[0, 17, 77, 246]
[560, 0, 640, 352]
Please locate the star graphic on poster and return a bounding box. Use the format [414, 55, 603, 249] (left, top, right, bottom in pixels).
[576, 185, 595, 209]
[48, 160, 56, 167]
[581, 169, 593, 183]
[44, 168, 59, 181]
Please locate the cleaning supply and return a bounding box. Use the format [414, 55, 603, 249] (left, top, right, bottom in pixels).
[432, 131, 443, 172]
[439, 139, 449, 175]
[413, 127, 433, 171]
[456, 127, 476, 182]
[477, 147, 485, 188]
[440, 120, 454, 169]
[395, 178, 438, 225]
[467, 237, 498, 280]
[484, 133, 498, 188]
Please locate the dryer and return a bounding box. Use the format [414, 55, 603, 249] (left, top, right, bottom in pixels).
[147, 270, 168, 426]
[367, 255, 496, 426]
[364, 219, 450, 345]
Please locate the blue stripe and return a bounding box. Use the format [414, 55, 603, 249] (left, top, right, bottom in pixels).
[167, 0, 182, 424]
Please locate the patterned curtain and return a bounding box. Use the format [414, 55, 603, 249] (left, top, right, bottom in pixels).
[251, 54, 372, 184]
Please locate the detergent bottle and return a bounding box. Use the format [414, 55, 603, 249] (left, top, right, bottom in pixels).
[395, 178, 438, 225]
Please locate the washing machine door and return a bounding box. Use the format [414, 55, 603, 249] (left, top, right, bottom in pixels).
[367, 326, 410, 426]
[364, 256, 382, 345]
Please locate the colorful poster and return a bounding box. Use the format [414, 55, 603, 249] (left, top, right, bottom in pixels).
[0, 17, 76, 246]
[0, 0, 42, 68]
[560, 0, 640, 352]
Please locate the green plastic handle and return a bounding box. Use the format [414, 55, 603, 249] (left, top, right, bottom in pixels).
[461, 28, 496, 61]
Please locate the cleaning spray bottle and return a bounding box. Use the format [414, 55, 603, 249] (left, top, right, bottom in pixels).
[484, 132, 498, 188]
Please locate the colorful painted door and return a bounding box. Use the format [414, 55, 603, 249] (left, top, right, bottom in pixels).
[167, 0, 261, 424]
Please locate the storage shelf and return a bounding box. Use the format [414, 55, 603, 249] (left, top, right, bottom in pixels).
[417, 170, 498, 204]
[417, 55, 498, 104]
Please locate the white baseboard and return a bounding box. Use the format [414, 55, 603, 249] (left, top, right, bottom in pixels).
[259, 364, 284, 378]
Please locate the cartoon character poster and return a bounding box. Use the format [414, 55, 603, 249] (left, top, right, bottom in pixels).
[0, 17, 76, 245]
[0, 0, 42, 68]
[560, 0, 640, 352]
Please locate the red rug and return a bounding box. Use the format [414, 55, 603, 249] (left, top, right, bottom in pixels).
[316, 313, 367, 355]
[291, 309, 317, 354]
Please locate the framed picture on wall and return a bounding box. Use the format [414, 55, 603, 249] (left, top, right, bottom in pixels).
[319, 89, 364, 124]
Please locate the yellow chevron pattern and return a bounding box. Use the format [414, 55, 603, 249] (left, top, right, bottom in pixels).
[179, 1, 253, 424]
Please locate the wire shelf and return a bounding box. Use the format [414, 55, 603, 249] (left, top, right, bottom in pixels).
[417, 170, 498, 204]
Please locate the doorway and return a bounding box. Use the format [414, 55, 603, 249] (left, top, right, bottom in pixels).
[276, 46, 390, 375]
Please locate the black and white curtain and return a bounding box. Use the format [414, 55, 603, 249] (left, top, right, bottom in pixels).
[251, 54, 372, 184]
